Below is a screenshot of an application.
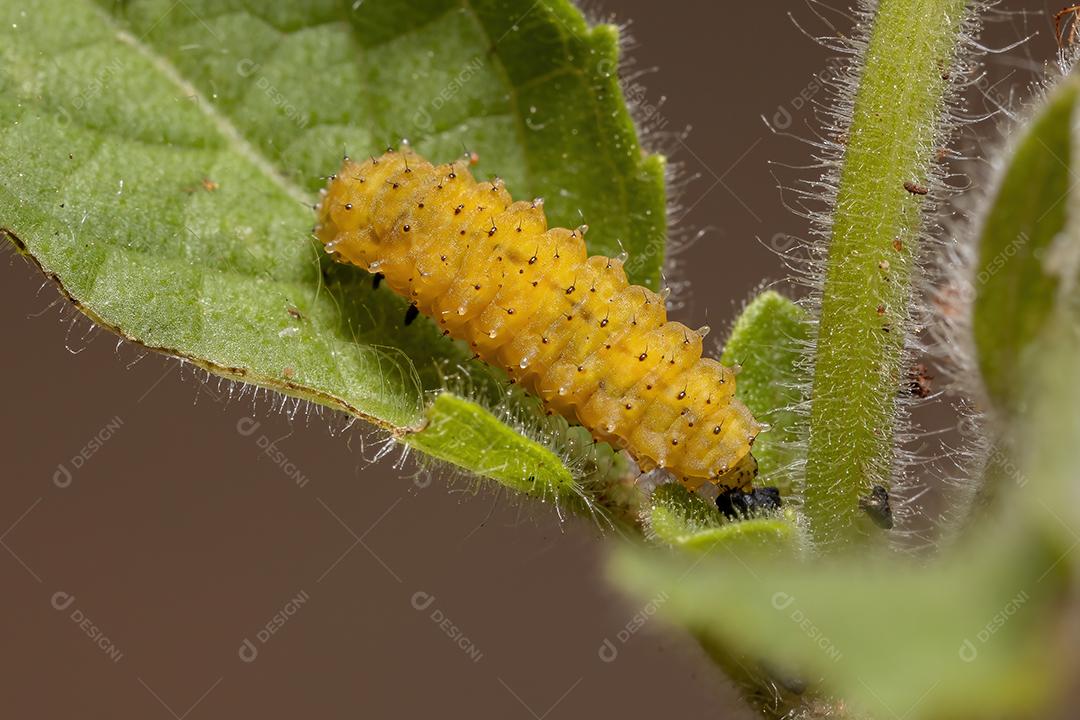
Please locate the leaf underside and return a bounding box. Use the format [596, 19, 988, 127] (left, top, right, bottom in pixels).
[0, 0, 667, 492]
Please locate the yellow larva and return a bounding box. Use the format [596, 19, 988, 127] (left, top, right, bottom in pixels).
[314, 149, 760, 490]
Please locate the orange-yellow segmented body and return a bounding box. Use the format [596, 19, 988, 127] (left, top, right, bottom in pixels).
[314, 150, 760, 489]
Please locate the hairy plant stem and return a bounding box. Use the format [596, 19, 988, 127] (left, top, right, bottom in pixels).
[804, 0, 970, 550]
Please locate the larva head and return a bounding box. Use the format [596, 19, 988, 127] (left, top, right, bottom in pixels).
[314, 159, 369, 244]
[715, 452, 758, 491]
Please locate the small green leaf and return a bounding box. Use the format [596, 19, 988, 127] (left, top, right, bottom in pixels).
[645, 483, 801, 554]
[973, 74, 1080, 415]
[0, 0, 666, 494]
[406, 392, 578, 499]
[721, 291, 808, 490]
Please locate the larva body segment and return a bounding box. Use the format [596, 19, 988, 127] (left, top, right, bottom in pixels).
[315, 150, 760, 490]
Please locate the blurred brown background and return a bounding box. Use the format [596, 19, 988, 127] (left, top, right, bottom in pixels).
[0, 1, 1057, 717]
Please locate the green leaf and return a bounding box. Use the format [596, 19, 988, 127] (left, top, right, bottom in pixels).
[721, 291, 808, 491]
[988, 81, 1080, 545]
[962, 73, 1080, 522]
[0, 0, 665, 497]
[972, 74, 1080, 415]
[406, 392, 576, 497]
[645, 483, 802, 554]
[612, 525, 1065, 720]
